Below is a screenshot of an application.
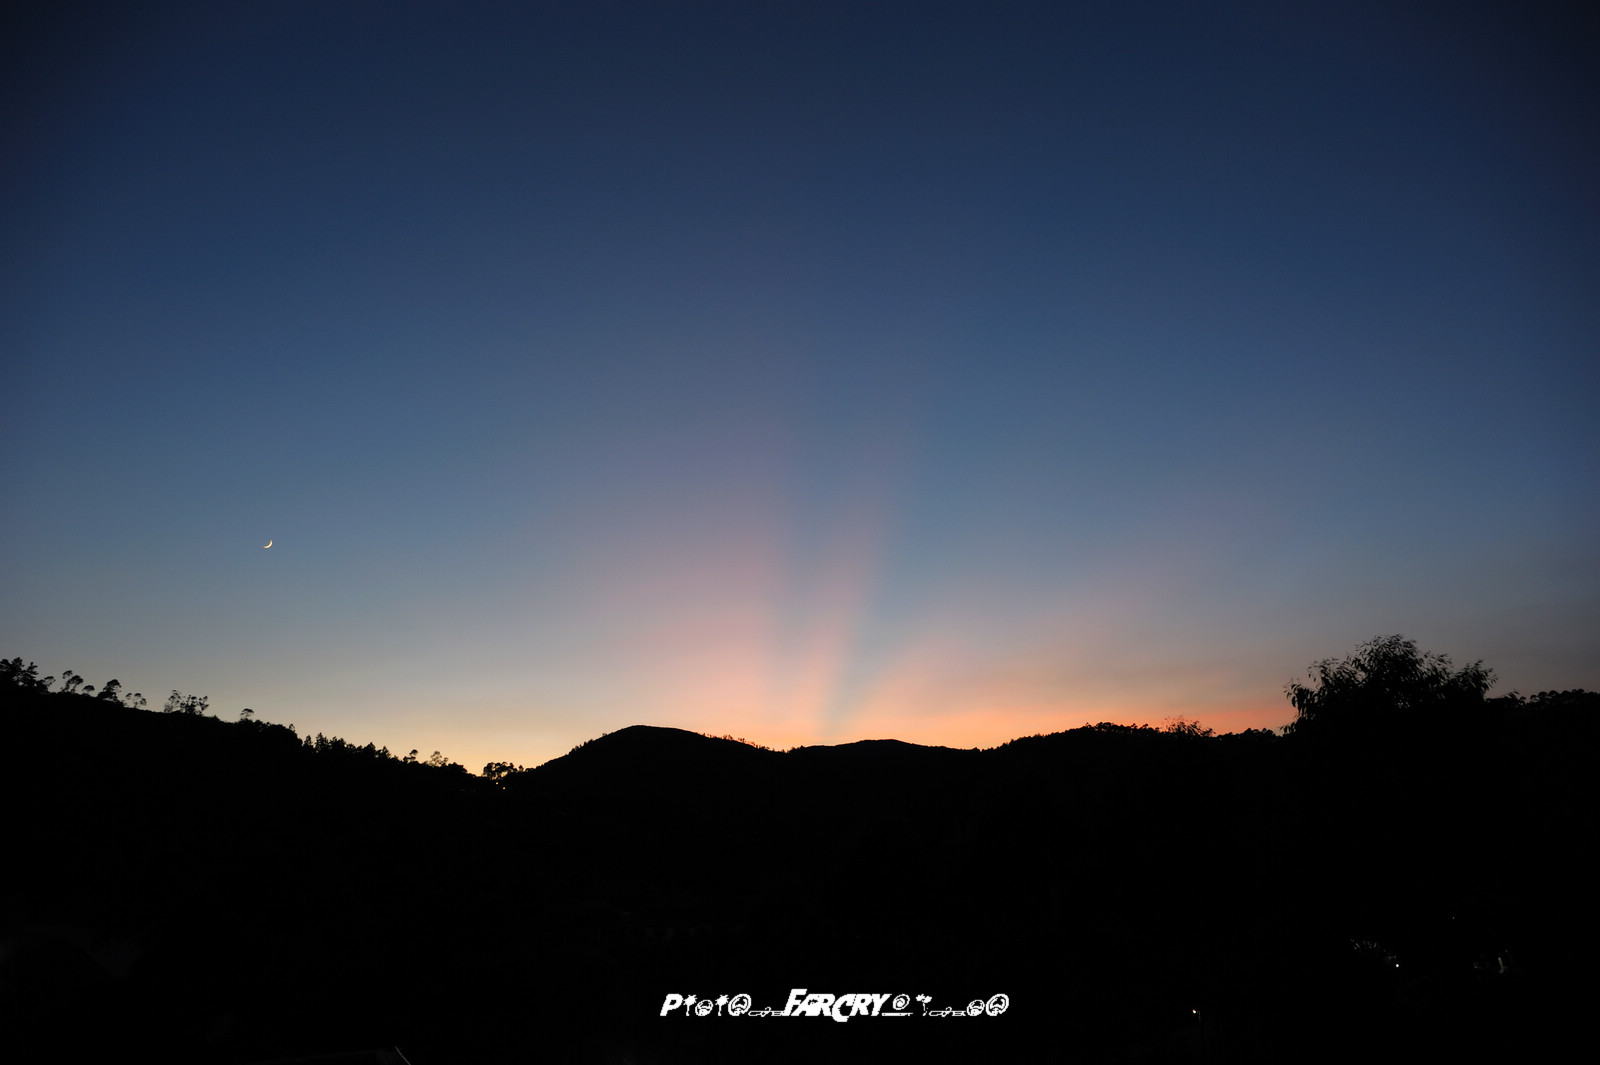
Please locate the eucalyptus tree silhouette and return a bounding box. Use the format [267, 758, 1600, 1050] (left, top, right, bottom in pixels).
[162, 690, 210, 715]
[0, 658, 50, 690]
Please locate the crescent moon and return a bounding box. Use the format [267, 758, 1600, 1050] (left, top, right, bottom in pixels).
[263, 540, 273, 549]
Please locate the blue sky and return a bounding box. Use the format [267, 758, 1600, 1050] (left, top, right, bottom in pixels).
[4, 1, 1596, 771]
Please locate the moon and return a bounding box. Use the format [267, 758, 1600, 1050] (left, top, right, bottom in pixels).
[263, 540, 273, 549]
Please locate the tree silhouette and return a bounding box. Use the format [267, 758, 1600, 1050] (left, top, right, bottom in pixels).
[1284, 634, 1494, 737]
[0, 658, 51, 690]
[1161, 715, 1214, 737]
[162, 690, 210, 715]
[481, 761, 522, 785]
[424, 750, 467, 773]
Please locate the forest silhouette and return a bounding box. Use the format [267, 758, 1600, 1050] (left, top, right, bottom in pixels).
[1, 638, 1593, 1063]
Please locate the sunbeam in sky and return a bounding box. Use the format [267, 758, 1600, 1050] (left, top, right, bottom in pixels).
[4, 1, 1596, 772]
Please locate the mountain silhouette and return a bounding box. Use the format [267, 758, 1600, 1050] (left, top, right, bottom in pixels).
[3, 671, 1594, 1063]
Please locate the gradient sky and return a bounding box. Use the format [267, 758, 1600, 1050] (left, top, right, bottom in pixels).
[5, 1, 1597, 772]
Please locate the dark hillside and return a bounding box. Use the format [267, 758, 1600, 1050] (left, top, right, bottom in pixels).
[3, 673, 1594, 1063]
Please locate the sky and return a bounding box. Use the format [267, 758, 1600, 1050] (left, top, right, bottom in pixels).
[4, 1, 1597, 772]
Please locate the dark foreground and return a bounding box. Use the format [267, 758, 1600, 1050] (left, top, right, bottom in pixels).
[3, 684, 1594, 1063]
